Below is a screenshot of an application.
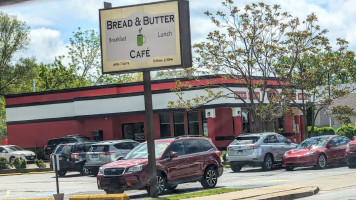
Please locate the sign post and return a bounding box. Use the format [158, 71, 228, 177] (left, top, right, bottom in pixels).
[52, 154, 64, 200]
[99, 0, 191, 197]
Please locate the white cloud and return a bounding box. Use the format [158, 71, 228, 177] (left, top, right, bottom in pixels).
[21, 28, 68, 64]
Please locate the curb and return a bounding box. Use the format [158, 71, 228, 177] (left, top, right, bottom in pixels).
[0, 168, 53, 175]
[260, 186, 319, 200]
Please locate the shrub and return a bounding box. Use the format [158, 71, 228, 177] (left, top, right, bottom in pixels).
[11, 157, 27, 169]
[318, 127, 335, 136]
[0, 157, 9, 169]
[308, 126, 319, 136]
[35, 159, 46, 169]
[221, 151, 227, 162]
[336, 125, 356, 140]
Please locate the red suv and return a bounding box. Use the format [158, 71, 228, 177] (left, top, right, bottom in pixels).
[97, 136, 223, 195]
[346, 140, 356, 168]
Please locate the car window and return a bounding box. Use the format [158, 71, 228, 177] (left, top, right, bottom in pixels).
[197, 139, 213, 151]
[264, 135, 278, 143]
[231, 136, 260, 145]
[339, 137, 350, 146]
[184, 140, 202, 154]
[90, 145, 109, 152]
[329, 138, 338, 147]
[54, 144, 66, 154]
[276, 135, 289, 143]
[0, 147, 6, 153]
[74, 144, 85, 152]
[114, 142, 132, 150]
[62, 145, 73, 155]
[84, 144, 93, 152]
[167, 141, 185, 156]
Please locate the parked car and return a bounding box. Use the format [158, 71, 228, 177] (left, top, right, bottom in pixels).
[283, 135, 350, 171]
[97, 136, 223, 195]
[0, 145, 37, 163]
[44, 135, 92, 159]
[85, 139, 139, 175]
[50, 142, 96, 176]
[226, 132, 297, 172]
[346, 139, 356, 168]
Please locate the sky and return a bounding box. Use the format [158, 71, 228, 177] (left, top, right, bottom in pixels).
[1, 0, 356, 64]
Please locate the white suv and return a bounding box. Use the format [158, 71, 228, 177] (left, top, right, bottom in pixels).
[84, 140, 139, 175]
[226, 132, 297, 171]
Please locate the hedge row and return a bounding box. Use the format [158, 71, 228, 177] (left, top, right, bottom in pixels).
[308, 124, 356, 139]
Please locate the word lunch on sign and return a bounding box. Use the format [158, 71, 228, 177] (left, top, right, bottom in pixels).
[106, 15, 175, 30]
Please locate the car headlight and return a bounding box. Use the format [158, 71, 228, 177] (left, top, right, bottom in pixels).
[305, 151, 317, 156]
[128, 164, 146, 172]
[98, 167, 104, 175]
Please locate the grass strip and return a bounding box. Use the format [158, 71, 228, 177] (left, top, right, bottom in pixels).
[152, 188, 245, 200]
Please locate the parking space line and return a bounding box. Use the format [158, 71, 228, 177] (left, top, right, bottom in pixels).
[266, 180, 290, 183]
[6, 190, 10, 197]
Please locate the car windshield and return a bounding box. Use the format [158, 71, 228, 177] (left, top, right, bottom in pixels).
[297, 137, 330, 149]
[90, 145, 109, 152]
[5, 146, 24, 152]
[231, 136, 260, 145]
[54, 144, 66, 154]
[124, 142, 169, 160]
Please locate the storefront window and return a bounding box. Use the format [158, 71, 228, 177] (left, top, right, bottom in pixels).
[122, 123, 145, 142]
[242, 108, 250, 133]
[159, 113, 171, 138]
[188, 111, 199, 135]
[174, 112, 185, 136]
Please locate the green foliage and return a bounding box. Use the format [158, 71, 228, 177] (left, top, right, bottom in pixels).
[318, 127, 335, 135]
[336, 124, 356, 139]
[0, 157, 9, 169]
[332, 105, 356, 125]
[221, 151, 227, 162]
[0, 97, 6, 136]
[11, 157, 26, 169]
[34, 159, 46, 169]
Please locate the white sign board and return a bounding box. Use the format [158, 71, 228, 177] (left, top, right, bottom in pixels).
[100, 0, 190, 73]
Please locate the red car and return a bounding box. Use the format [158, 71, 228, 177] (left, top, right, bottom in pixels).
[97, 136, 223, 195]
[346, 140, 356, 168]
[283, 135, 350, 171]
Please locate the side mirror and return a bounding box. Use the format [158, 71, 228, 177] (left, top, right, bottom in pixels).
[116, 156, 124, 161]
[169, 151, 178, 159]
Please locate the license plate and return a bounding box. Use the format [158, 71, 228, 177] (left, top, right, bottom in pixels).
[31, 156, 35, 159]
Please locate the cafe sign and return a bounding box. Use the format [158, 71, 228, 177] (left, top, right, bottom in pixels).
[99, 0, 191, 74]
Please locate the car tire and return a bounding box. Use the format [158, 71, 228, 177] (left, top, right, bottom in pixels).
[262, 154, 273, 171]
[285, 166, 294, 171]
[146, 173, 167, 196]
[105, 188, 125, 194]
[80, 164, 89, 176]
[167, 183, 178, 191]
[316, 154, 327, 169]
[230, 163, 242, 172]
[201, 166, 218, 189]
[9, 156, 15, 164]
[58, 170, 67, 177]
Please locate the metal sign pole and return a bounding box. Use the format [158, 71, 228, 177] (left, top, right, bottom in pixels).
[143, 71, 158, 197]
[52, 155, 60, 194]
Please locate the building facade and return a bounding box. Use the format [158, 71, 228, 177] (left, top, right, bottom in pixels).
[5, 77, 306, 149]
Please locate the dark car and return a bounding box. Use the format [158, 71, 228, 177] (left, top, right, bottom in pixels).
[50, 142, 96, 176]
[346, 140, 356, 168]
[283, 135, 350, 170]
[44, 135, 92, 159]
[97, 136, 223, 195]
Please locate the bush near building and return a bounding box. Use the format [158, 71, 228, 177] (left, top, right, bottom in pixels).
[11, 157, 26, 169]
[0, 157, 9, 169]
[308, 126, 335, 136]
[336, 125, 356, 140]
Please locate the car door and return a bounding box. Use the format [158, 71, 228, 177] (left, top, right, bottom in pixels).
[326, 137, 340, 163]
[334, 137, 350, 162]
[276, 134, 296, 161]
[183, 139, 204, 178]
[264, 135, 279, 161]
[0, 147, 10, 161]
[162, 140, 187, 181]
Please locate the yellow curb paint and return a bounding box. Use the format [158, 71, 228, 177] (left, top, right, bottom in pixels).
[266, 180, 290, 183]
[0, 173, 22, 176]
[305, 173, 313, 175]
[4, 198, 53, 200]
[29, 171, 55, 174]
[70, 194, 129, 200]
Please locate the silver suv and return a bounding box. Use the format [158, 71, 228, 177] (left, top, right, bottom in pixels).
[226, 132, 297, 171]
[84, 140, 139, 175]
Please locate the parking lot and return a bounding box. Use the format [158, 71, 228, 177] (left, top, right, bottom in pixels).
[1, 164, 355, 200]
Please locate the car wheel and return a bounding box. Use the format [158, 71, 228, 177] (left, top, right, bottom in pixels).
[201, 166, 218, 188]
[9, 156, 15, 164]
[105, 188, 125, 194]
[156, 173, 167, 195]
[262, 154, 273, 171]
[230, 163, 242, 172]
[316, 154, 327, 169]
[167, 183, 178, 191]
[285, 166, 294, 171]
[57, 170, 67, 177]
[80, 164, 89, 176]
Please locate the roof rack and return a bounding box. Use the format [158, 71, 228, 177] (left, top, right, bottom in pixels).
[174, 135, 207, 139]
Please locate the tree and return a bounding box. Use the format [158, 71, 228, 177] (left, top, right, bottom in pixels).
[332, 106, 356, 125]
[170, 1, 296, 133]
[0, 11, 33, 96]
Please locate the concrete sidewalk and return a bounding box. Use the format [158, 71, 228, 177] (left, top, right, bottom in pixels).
[186, 171, 356, 200]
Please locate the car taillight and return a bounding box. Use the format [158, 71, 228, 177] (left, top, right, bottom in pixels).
[71, 153, 79, 159]
[216, 151, 221, 157]
[44, 145, 47, 150]
[248, 145, 260, 150]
